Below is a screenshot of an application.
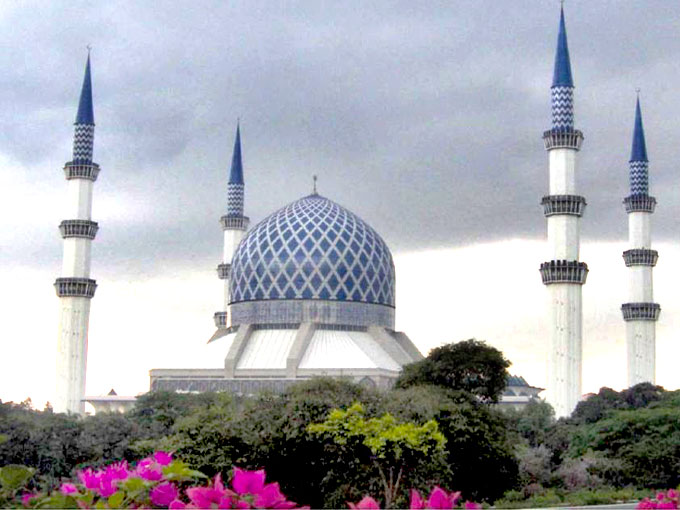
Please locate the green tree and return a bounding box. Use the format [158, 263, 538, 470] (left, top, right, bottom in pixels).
[308, 402, 447, 508]
[395, 339, 510, 403]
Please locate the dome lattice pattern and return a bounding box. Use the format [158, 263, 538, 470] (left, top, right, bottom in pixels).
[230, 194, 395, 307]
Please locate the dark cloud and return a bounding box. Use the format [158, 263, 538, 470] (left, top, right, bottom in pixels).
[2, 0, 679, 269]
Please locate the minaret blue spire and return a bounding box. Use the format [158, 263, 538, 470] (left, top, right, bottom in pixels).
[550, 7, 574, 131]
[75, 53, 94, 126]
[629, 96, 650, 195]
[226, 122, 245, 217]
[552, 7, 574, 88]
[229, 122, 244, 185]
[72, 52, 95, 163]
[631, 97, 648, 163]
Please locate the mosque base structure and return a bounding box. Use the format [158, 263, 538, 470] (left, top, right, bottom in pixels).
[150, 321, 422, 394]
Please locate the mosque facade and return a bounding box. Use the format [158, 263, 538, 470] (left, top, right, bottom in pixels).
[57, 7, 661, 416]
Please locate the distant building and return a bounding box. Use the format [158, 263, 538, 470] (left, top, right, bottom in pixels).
[498, 376, 544, 410]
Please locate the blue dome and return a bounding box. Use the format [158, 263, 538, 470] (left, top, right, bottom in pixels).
[230, 194, 395, 308]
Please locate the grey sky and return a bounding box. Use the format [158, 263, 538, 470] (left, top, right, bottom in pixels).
[2, 1, 680, 276]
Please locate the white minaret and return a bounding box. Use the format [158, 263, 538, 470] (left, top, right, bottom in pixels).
[212, 123, 249, 336]
[622, 96, 660, 387]
[54, 54, 99, 414]
[539, 7, 588, 418]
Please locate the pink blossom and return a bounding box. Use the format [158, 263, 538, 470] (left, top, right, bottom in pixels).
[658, 502, 677, 510]
[137, 460, 163, 481]
[254, 482, 296, 509]
[409, 489, 425, 510]
[659, 493, 668, 502]
[426, 487, 453, 510]
[232, 468, 266, 495]
[154, 451, 174, 466]
[463, 503, 482, 510]
[98, 477, 117, 498]
[60, 483, 78, 495]
[449, 491, 462, 507]
[151, 482, 180, 507]
[637, 498, 657, 509]
[669, 490, 680, 501]
[348, 496, 381, 509]
[78, 468, 100, 491]
[187, 474, 236, 509]
[21, 493, 37, 507]
[168, 500, 187, 510]
[105, 461, 130, 481]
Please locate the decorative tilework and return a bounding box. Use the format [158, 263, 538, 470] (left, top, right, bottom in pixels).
[227, 183, 244, 217]
[73, 124, 94, 162]
[551, 86, 573, 131]
[629, 161, 649, 195]
[230, 194, 395, 307]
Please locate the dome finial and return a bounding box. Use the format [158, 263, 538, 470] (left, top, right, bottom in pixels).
[312, 175, 318, 195]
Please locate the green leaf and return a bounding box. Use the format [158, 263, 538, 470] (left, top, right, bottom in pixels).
[107, 491, 124, 508]
[163, 460, 208, 481]
[0, 464, 35, 491]
[120, 477, 146, 492]
[0, 434, 7, 445]
[95, 499, 107, 509]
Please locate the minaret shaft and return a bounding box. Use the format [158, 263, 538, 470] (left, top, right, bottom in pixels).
[540, 7, 586, 419]
[622, 98, 658, 388]
[55, 55, 98, 415]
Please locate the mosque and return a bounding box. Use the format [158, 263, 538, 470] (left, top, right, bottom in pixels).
[55, 6, 658, 417]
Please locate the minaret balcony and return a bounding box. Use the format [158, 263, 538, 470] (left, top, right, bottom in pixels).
[623, 249, 658, 267]
[624, 194, 656, 213]
[621, 302, 660, 321]
[220, 215, 250, 231]
[542, 128, 583, 150]
[64, 162, 100, 181]
[539, 260, 588, 285]
[59, 220, 98, 239]
[541, 195, 586, 217]
[214, 312, 228, 329]
[54, 277, 97, 298]
[217, 263, 231, 280]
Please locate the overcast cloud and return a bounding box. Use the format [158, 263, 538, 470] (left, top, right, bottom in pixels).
[1, 1, 679, 278]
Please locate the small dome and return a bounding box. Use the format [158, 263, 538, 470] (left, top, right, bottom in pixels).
[230, 194, 395, 308]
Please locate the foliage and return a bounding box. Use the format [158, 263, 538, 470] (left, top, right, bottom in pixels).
[504, 400, 555, 448]
[395, 339, 510, 403]
[494, 487, 649, 509]
[0, 464, 34, 507]
[571, 383, 665, 425]
[569, 405, 680, 488]
[308, 402, 447, 508]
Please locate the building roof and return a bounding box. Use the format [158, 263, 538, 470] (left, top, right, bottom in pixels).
[552, 7, 574, 88]
[230, 194, 395, 307]
[75, 54, 94, 125]
[630, 97, 648, 163]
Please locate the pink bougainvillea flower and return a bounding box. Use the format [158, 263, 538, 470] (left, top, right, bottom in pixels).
[449, 491, 462, 507]
[137, 460, 163, 482]
[636, 498, 656, 509]
[668, 489, 679, 500]
[60, 483, 78, 495]
[232, 468, 266, 495]
[98, 477, 117, 498]
[105, 461, 130, 481]
[463, 502, 482, 510]
[426, 487, 453, 510]
[151, 482, 180, 507]
[21, 493, 37, 507]
[154, 451, 174, 466]
[168, 500, 187, 510]
[253, 482, 296, 509]
[348, 496, 381, 509]
[187, 474, 236, 509]
[658, 493, 668, 502]
[78, 468, 101, 491]
[658, 502, 677, 510]
[409, 489, 425, 510]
